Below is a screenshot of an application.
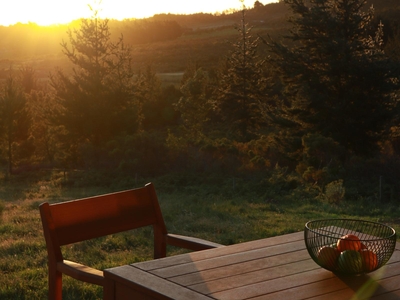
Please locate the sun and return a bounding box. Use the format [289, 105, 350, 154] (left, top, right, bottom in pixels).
[2, 0, 92, 26]
[1, 0, 179, 26]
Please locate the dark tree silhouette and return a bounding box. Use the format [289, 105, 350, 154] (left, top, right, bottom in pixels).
[175, 67, 216, 141]
[51, 12, 140, 154]
[0, 74, 30, 175]
[265, 0, 400, 156]
[215, 8, 267, 142]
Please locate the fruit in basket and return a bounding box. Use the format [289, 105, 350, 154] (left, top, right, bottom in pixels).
[337, 234, 361, 252]
[317, 246, 340, 269]
[360, 249, 378, 272]
[337, 250, 363, 273]
[305, 219, 396, 275]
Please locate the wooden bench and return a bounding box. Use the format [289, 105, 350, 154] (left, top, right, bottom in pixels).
[39, 182, 224, 300]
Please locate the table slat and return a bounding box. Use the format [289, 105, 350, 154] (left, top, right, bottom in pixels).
[151, 240, 306, 278]
[135, 231, 304, 271]
[170, 249, 311, 286]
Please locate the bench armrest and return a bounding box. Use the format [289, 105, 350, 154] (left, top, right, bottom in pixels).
[166, 233, 224, 251]
[58, 260, 105, 286]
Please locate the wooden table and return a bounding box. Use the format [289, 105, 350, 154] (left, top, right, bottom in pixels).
[103, 231, 400, 300]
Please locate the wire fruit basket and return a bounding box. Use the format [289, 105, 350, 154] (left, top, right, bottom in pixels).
[304, 219, 396, 275]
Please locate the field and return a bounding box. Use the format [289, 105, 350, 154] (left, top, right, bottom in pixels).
[1, 170, 399, 299]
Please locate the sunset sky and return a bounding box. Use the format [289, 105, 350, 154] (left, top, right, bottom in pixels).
[1, 0, 278, 26]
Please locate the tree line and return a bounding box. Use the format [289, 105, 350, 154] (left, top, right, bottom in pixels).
[1, 0, 400, 201]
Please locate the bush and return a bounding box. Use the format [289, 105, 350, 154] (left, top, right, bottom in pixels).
[325, 179, 345, 204]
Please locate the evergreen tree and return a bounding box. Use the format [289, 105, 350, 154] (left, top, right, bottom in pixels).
[27, 89, 63, 165]
[265, 0, 400, 155]
[20, 65, 38, 93]
[215, 8, 267, 142]
[0, 74, 30, 175]
[175, 67, 216, 141]
[136, 65, 161, 129]
[51, 11, 139, 153]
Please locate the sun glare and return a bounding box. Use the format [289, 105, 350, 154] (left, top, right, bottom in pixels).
[2, 0, 91, 26]
[1, 0, 278, 26]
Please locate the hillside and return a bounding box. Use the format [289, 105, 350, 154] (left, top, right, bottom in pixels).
[0, 2, 289, 78]
[0, 0, 399, 78]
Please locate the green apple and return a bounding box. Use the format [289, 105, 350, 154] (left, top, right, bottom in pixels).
[317, 246, 340, 270]
[337, 250, 363, 273]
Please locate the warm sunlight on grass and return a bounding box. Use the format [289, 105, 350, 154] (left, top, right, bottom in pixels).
[1, 170, 400, 298]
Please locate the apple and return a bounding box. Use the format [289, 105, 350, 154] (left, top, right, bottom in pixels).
[337, 234, 361, 252]
[317, 246, 340, 270]
[337, 250, 363, 273]
[360, 249, 378, 272]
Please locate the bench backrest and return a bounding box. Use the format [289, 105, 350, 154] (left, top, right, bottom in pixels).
[39, 182, 168, 262]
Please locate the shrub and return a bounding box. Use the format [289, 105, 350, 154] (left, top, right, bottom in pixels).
[325, 179, 345, 204]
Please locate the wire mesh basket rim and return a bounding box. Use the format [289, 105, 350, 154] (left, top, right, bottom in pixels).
[305, 218, 396, 241]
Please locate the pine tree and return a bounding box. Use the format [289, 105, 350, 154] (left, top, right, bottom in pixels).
[136, 65, 162, 129]
[0, 74, 30, 175]
[176, 67, 216, 141]
[51, 11, 139, 151]
[215, 8, 267, 142]
[266, 0, 400, 155]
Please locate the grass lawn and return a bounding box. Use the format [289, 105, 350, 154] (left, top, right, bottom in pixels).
[1, 170, 399, 299]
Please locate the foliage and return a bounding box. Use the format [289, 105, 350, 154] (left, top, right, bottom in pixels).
[325, 179, 346, 204]
[175, 67, 216, 140]
[26, 90, 66, 165]
[344, 153, 400, 202]
[295, 133, 345, 186]
[142, 84, 181, 130]
[170, 9, 280, 175]
[107, 131, 169, 176]
[0, 73, 31, 175]
[138, 66, 181, 130]
[0, 2, 400, 204]
[265, 0, 400, 156]
[50, 13, 140, 154]
[215, 9, 268, 142]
